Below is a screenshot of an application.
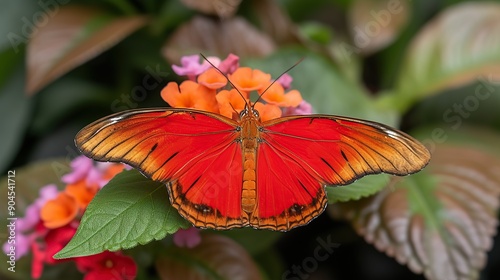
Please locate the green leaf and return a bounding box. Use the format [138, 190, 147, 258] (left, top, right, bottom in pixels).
[394, 2, 500, 112]
[402, 80, 500, 133]
[326, 174, 390, 203]
[55, 169, 190, 259]
[29, 77, 111, 135]
[0, 64, 33, 173]
[247, 48, 398, 126]
[412, 124, 500, 158]
[218, 228, 283, 255]
[0, 0, 37, 52]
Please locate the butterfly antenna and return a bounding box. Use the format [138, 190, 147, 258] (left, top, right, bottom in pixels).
[253, 57, 304, 107]
[200, 53, 249, 106]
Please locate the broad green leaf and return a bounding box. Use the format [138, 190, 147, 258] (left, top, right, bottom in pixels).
[27, 6, 148, 94]
[55, 170, 190, 259]
[326, 174, 390, 203]
[0, 65, 33, 173]
[413, 125, 500, 158]
[255, 249, 285, 280]
[156, 234, 261, 280]
[330, 144, 500, 280]
[218, 228, 282, 255]
[402, 80, 500, 133]
[30, 77, 111, 135]
[394, 2, 500, 112]
[0, 0, 37, 52]
[247, 49, 398, 126]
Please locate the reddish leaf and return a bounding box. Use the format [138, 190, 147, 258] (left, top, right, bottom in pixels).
[394, 2, 500, 110]
[162, 16, 275, 64]
[330, 145, 500, 280]
[156, 234, 261, 280]
[347, 0, 410, 55]
[251, 0, 301, 45]
[181, 0, 242, 18]
[26, 6, 148, 94]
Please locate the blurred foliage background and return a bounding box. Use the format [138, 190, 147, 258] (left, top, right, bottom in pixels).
[1, 0, 500, 279]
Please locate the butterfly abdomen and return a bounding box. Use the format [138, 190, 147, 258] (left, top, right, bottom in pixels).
[241, 151, 257, 213]
[240, 115, 260, 215]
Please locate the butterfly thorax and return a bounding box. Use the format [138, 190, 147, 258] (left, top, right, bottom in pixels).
[238, 107, 261, 215]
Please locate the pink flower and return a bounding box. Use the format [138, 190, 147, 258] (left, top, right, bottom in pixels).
[2, 233, 29, 260]
[172, 54, 220, 81]
[218, 53, 240, 74]
[173, 227, 201, 248]
[62, 155, 123, 188]
[61, 156, 94, 184]
[276, 73, 293, 90]
[75, 251, 137, 280]
[283, 100, 314, 116]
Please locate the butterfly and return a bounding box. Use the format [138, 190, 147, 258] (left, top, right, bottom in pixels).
[75, 67, 430, 232]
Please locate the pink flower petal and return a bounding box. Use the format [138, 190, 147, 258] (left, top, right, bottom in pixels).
[276, 73, 293, 90]
[173, 227, 201, 248]
[217, 54, 240, 74]
[61, 156, 93, 184]
[3, 233, 31, 260]
[283, 100, 313, 116]
[18, 204, 41, 231]
[172, 54, 214, 78]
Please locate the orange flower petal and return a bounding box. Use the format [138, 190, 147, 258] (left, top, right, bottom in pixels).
[103, 164, 125, 181]
[260, 82, 285, 103]
[282, 89, 303, 107]
[40, 193, 79, 229]
[161, 81, 196, 108]
[65, 180, 98, 209]
[229, 67, 271, 92]
[198, 68, 228, 89]
[216, 89, 247, 119]
[161, 81, 219, 113]
[254, 102, 282, 122]
[260, 82, 303, 107]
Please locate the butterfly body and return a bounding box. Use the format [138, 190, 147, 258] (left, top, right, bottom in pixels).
[76, 102, 430, 231]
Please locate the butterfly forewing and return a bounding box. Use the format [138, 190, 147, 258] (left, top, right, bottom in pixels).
[260, 115, 430, 185]
[76, 108, 248, 229]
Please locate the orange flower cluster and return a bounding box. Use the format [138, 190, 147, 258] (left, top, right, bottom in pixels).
[162, 55, 303, 122]
[40, 164, 124, 229]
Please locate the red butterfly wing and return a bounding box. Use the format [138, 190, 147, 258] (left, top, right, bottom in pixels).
[75, 108, 245, 229]
[251, 115, 430, 230]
